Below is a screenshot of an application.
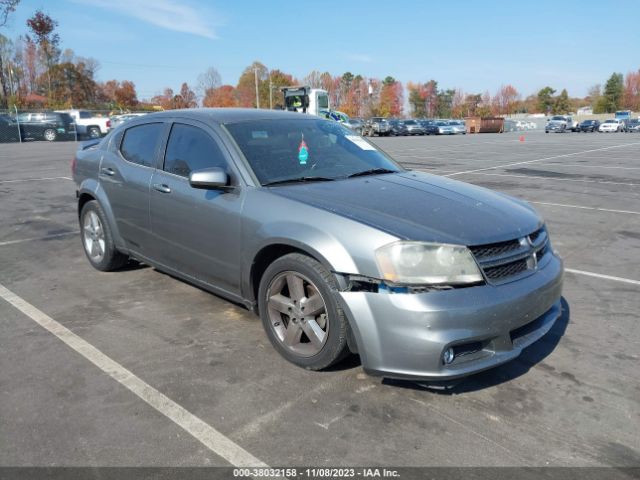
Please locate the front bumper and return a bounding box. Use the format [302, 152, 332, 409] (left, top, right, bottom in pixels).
[338, 254, 563, 381]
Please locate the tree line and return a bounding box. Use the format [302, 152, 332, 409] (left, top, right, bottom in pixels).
[1, 3, 639, 116]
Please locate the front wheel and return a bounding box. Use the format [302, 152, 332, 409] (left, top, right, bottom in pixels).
[43, 128, 57, 141]
[80, 200, 128, 271]
[258, 253, 349, 370]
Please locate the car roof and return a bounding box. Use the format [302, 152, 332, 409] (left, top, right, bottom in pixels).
[140, 108, 326, 124]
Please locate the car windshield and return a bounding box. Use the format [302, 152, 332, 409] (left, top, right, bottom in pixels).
[436, 121, 447, 126]
[404, 120, 416, 125]
[551, 116, 566, 121]
[604, 120, 616, 124]
[224, 118, 403, 185]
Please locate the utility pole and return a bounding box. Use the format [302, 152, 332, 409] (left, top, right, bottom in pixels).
[254, 67, 260, 109]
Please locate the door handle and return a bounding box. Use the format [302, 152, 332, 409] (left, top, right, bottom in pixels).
[153, 183, 171, 193]
[100, 167, 115, 176]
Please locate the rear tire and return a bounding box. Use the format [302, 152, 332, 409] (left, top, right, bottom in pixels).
[258, 253, 349, 370]
[88, 127, 101, 139]
[80, 200, 128, 271]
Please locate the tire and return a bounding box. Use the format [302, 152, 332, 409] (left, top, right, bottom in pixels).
[43, 128, 57, 142]
[80, 200, 128, 271]
[258, 253, 349, 370]
[88, 127, 101, 139]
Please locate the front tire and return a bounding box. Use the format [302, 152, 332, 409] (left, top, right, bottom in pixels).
[258, 253, 349, 370]
[43, 128, 57, 141]
[80, 200, 128, 271]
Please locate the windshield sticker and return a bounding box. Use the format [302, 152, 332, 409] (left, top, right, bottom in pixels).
[251, 131, 268, 139]
[298, 138, 309, 165]
[345, 135, 377, 151]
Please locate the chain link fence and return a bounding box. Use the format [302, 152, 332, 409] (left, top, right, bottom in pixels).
[0, 109, 152, 144]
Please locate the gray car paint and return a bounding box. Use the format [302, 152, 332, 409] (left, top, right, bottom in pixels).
[74, 108, 563, 381]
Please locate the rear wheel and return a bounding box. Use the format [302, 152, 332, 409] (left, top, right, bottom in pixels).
[43, 128, 57, 141]
[88, 126, 101, 139]
[258, 253, 349, 370]
[80, 200, 128, 271]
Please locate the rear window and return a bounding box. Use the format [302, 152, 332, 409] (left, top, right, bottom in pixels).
[120, 123, 163, 168]
[79, 111, 93, 119]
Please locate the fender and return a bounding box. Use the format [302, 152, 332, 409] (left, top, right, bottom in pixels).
[78, 178, 128, 252]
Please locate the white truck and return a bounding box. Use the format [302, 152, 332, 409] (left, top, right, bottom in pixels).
[281, 86, 330, 117]
[55, 109, 111, 139]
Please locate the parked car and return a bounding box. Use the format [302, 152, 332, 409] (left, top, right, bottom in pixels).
[362, 117, 391, 136]
[388, 119, 409, 136]
[577, 120, 600, 132]
[598, 119, 623, 133]
[15, 112, 76, 141]
[545, 115, 576, 133]
[447, 120, 466, 134]
[427, 120, 456, 135]
[0, 114, 20, 142]
[56, 109, 111, 138]
[402, 119, 425, 135]
[72, 108, 563, 383]
[345, 118, 364, 134]
[624, 119, 640, 133]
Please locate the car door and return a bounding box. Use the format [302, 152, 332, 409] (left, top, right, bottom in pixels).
[99, 122, 166, 254]
[148, 120, 244, 295]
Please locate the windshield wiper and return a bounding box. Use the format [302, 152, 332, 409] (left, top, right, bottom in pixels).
[262, 176, 336, 187]
[346, 168, 398, 178]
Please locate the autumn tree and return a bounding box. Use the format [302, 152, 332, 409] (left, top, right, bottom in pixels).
[171, 82, 197, 109]
[47, 61, 97, 107]
[377, 76, 403, 117]
[26, 10, 60, 96]
[537, 86, 556, 114]
[623, 70, 640, 111]
[114, 80, 137, 108]
[495, 84, 520, 115]
[236, 61, 268, 108]
[203, 84, 237, 107]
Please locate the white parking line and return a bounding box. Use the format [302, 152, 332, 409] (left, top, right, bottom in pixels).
[0, 176, 72, 184]
[0, 231, 80, 247]
[445, 142, 640, 177]
[0, 283, 269, 468]
[534, 163, 640, 170]
[458, 171, 639, 187]
[530, 201, 640, 215]
[565, 269, 640, 286]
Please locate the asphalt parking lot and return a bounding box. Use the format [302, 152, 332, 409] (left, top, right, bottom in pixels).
[1, 131, 639, 469]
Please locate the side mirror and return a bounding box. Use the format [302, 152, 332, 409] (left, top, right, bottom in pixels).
[189, 167, 229, 190]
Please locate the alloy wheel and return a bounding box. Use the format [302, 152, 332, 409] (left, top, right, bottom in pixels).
[266, 271, 329, 357]
[83, 210, 106, 263]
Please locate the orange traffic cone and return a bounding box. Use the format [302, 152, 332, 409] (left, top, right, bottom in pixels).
[519, 135, 525, 142]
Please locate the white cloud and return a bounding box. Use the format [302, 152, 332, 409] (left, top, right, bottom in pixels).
[345, 53, 373, 63]
[73, 0, 220, 39]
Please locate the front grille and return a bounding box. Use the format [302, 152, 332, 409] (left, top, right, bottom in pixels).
[484, 259, 528, 279]
[470, 227, 548, 283]
[469, 239, 521, 259]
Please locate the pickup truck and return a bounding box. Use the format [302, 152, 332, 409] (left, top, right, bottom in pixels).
[545, 115, 577, 133]
[56, 109, 111, 138]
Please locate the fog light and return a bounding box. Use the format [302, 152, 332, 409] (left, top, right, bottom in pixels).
[443, 347, 455, 365]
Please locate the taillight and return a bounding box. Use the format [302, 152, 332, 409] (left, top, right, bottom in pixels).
[106, 120, 111, 128]
[71, 156, 77, 176]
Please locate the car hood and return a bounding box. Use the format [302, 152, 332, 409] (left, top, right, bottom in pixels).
[267, 172, 541, 246]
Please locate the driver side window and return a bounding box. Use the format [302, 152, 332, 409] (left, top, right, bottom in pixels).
[163, 123, 228, 178]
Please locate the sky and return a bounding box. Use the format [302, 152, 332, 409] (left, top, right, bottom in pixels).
[3, 0, 639, 100]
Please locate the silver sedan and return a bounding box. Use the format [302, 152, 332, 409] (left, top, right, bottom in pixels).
[73, 109, 563, 383]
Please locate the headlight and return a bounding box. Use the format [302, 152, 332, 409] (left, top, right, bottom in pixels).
[375, 241, 483, 285]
